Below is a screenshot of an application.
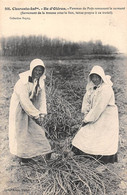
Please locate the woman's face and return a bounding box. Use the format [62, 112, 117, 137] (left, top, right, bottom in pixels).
[90, 73, 102, 86]
[32, 66, 44, 80]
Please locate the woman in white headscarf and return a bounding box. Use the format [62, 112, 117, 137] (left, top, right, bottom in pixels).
[72, 65, 119, 164]
[9, 59, 52, 163]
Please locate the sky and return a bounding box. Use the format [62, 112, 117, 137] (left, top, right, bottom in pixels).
[0, 0, 127, 53]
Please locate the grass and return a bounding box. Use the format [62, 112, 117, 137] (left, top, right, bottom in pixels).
[0, 55, 127, 194]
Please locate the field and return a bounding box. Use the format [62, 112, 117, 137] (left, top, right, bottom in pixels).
[0, 55, 127, 194]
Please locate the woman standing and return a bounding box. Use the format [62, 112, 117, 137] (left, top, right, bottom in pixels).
[9, 59, 52, 163]
[72, 65, 119, 164]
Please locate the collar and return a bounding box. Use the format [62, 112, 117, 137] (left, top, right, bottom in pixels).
[28, 76, 32, 83]
[93, 84, 101, 90]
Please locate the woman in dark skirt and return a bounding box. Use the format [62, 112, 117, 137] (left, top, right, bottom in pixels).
[72, 66, 119, 164]
[9, 59, 52, 164]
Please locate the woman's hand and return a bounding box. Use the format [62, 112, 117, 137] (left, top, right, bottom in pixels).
[35, 114, 44, 126]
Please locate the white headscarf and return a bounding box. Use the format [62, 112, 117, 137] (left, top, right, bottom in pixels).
[19, 59, 46, 100]
[86, 65, 113, 90]
[19, 59, 46, 89]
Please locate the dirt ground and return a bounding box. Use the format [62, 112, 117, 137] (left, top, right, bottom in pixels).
[0, 55, 127, 194]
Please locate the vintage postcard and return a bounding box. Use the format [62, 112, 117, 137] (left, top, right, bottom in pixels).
[0, 0, 127, 194]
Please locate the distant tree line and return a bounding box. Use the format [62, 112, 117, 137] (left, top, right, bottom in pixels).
[0, 35, 118, 57]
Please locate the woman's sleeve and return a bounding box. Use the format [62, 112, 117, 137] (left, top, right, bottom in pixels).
[15, 81, 41, 118]
[84, 85, 112, 123]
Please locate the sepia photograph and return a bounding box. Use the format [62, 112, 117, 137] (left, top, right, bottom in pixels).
[0, 0, 127, 194]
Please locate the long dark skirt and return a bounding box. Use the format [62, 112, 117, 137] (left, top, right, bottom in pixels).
[72, 146, 118, 164]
